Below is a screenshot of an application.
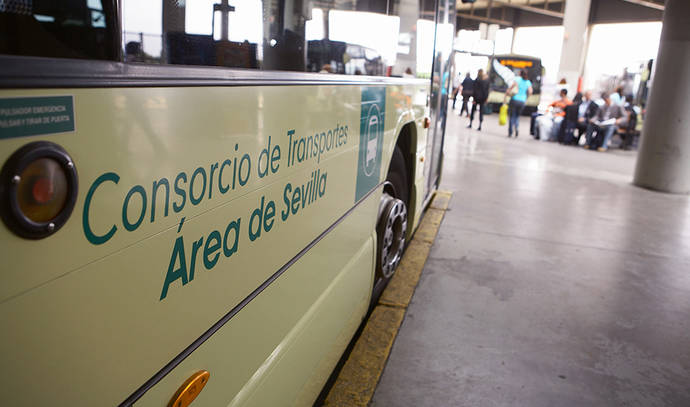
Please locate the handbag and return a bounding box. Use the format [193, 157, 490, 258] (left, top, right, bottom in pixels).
[498, 104, 508, 126]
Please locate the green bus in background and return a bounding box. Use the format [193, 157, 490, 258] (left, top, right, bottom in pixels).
[0, 0, 454, 406]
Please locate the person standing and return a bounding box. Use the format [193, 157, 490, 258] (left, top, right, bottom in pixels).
[441, 70, 450, 98]
[468, 69, 489, 131]
[460, 72, 474, 117]
[451, 72, 461, 110]
[504, 70, 533, 138]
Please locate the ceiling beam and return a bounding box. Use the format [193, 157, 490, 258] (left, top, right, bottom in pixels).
[458, 0, 558, 9]
[620, 0, 665, 11]
[457, 12, 513, 26]
[493, 0, 564, 18]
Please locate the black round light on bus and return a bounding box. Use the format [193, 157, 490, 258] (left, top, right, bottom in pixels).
[0, 141, 78, 239]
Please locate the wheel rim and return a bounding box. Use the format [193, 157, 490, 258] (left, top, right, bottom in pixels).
[378, 194, 408, 279]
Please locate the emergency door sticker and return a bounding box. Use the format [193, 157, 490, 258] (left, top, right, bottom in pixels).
[355, 87, 385, 202]
[0, 96, 75, 139]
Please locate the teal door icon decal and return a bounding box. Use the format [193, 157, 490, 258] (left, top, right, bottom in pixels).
[355, 87, 385, 202]
[363, 104, 380, 176]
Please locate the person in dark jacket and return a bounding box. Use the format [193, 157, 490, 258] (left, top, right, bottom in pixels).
[585, 92, 627, 151]
[560, 93, 582, 144]
[576, 90, 599, 143]
[459, 72, 474, 117]
[618, 95, 639, 150]
[468, 69, 489, 130]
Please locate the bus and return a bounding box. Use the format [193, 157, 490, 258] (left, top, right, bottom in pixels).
[0, 1, 454, 406]
[486, 54, 543, 114]
[307, 40, 385, 76]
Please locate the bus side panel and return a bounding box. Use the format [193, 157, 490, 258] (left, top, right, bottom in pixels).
[133, 198, 377, 407]
[0, 82, 424, 405]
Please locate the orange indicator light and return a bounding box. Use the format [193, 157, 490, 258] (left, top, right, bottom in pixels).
[32, 177, 54, 204]
[1, 141, 78, 239]
[168, 370, 210, 407]
[17, 158, 68, 223]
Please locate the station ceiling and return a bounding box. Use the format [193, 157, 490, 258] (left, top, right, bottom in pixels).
[457, 0, 664, 30]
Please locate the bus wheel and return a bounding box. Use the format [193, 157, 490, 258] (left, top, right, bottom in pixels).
[377, 192, 408, 279]
[376, 146, 409, 282]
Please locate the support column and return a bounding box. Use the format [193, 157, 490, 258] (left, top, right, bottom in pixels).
[393, 0, 419, 76]
[162, 0, 185, 62]
[633, 0, 690, 193]
[557, 0, 591, 88]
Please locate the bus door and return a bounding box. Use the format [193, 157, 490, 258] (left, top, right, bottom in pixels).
[424, 0, 455, 195]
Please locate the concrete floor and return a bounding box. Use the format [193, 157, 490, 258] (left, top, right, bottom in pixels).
[371, 108, 690, 407]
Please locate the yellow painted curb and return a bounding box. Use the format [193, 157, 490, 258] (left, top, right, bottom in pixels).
[323, 190, 452, 406]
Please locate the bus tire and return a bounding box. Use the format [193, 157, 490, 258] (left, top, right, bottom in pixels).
[374, 146, 409, 293]
[385, 145, 410, 206]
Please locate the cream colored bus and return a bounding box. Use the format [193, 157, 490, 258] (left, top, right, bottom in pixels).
[0, 1, 454, 406]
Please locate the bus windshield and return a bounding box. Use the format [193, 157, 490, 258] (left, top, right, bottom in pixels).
[489, 56, 542, 94]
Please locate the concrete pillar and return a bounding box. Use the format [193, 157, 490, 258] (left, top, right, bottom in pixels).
[557, 0, 591, 88]
[393, 0, 419, 76]
[162, 2, 185, 33]
[162, 0, 185, 62]
[633, 0, 690, 193]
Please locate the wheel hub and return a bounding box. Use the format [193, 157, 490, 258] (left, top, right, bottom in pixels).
[378, 194, 408, 279]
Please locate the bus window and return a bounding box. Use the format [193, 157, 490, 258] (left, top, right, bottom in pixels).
[121, 0, 434, 77]
[0, 0, 118, 60]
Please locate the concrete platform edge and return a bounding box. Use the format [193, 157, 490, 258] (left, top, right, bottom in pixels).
[323, 190, 452, 406]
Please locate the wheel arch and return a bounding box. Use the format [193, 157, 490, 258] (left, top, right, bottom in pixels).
[389, 121, 419, 237]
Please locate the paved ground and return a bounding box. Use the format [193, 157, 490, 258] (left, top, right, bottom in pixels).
[371, 107, 690, 406]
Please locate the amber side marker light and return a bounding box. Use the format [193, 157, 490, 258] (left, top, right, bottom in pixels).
[0, 141, 78, 239]
[168, 371, 210, 407]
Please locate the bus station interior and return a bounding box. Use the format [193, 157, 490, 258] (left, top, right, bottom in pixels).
[371, 0, 690, 406]
[2, 0, 690, 406]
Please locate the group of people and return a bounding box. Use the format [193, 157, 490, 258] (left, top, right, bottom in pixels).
[452, 70, 490, 131]
[530, 85, 638, 151]
[453, 69, 533, 138]
[451, 69, 639, 152]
